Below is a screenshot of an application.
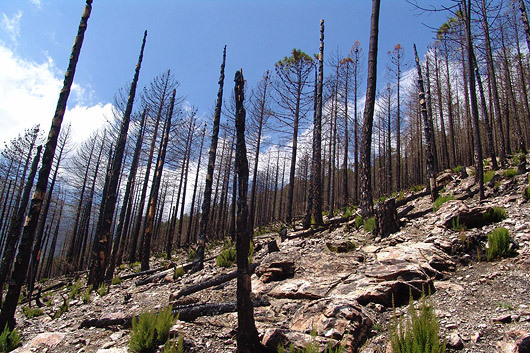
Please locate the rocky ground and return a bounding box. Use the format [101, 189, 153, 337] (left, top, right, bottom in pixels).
[11, 160, 530, 353]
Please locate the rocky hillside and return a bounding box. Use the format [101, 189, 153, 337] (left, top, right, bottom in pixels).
[11, 161, 530, 353]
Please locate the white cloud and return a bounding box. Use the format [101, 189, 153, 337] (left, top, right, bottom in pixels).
[29, 0, 41, 9]
[0, 44, 111, 146]
[1, 11, 23, 43]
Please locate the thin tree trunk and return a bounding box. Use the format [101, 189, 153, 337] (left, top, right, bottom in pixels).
[313, 20, 324, 223]
[413, 44, 438, 202]
[88, 30, 146, 287]
[192, 46, 226, 272]
[185, 127, 206, 247]
[359, 0, 381, 217]
[141, 90, 175, 271]
[463, 0, 485, 200]
[233, 69, 265, 353]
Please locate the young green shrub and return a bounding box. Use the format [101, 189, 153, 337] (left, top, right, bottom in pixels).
[433, 195, 454, 212]
[390, 294, 446, 353]
[187, 249, 196, 262]
[452, 165, 462, 173]
[504, 168, 518, 179]
[22, 306, 43, 318]
[483, 206, 506, 223]
[163, 335, 184, 353]
[524, 186, 530, 201]
[410, 184, 425, 192]
[354, 215, 363, 229]
[53, 298, 69, 319]
[111, 276, 123, 285]
[363, 217, 375, 234]
[68, 279, 82, 300]
[118, 264, 127, 271]
[129, 306, 177, 353]
[483, 170, 495, 183]
[173, 266, 185, 280]
[82, 285, 92, 304]
[97, 283, 108, 297]
[451, 216, 466, 232]
[216, 247, 236, 268]
[0, 325, 20, 352]
[487, 227, 512, 261]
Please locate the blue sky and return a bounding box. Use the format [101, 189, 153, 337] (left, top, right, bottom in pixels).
[0, 0, 450, 145]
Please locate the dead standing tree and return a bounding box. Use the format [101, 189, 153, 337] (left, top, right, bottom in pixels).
[233, 69, 268, 353]
[192, 46, 226, 272]
[359, 0, 381, 217]
[88, 30, 147, 287]
[0, 0, 92, 329]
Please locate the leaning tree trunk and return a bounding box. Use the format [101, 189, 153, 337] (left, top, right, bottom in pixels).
[312, 19, 324, 224]
[88, 30, 147, 287]
[359, 0, 381, 217]
[141, 90, 174, 271]
[192, 46, 226, 273]
[233, 69, 265, 353]
[0, 1, 92, 330]
[413, 44, 438, 202]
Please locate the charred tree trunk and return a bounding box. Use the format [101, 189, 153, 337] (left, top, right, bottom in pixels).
[463, 0, 485, 200]
[141, 90, 175, 271]
[359, 0, 381, 217]
[413, 44, 438, 202]
[233, 69, 265, 353]
[185, 127, 206, 247]
[518, 0, 530, 53]
[312, 20, 324, 224]
[0, 146, 41, 305]
[88, 30, 146, 287]
[192, 46, 226, 272]
[177, 118, 195, 247]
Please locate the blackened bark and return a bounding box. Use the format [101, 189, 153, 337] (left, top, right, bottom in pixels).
[249, 72, 269, 234]
[192, 46, 226, 272]
[312, 19, 324, 224]
[413, 44, 438, 202]
[0, 146, 41, 305]
[141, 90, 175, 271]
[234, 69, 264, 353]
[88, 30, 147, 287]
[107, 109, 147, 279]
[519, 0, 530, 53]
[359, 0, 380, 217]
[177, 117, 195, 246]
[185, 127, 206, 247]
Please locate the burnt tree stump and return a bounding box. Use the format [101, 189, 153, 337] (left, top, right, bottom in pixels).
[374, 198, 400, 238]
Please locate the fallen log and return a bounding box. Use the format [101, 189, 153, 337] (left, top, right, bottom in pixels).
[395, 185, 443, 208]
[19, 281, 66, 305]
[135, 267, 174, 286]
[79, 298, 271, 328]
[397, 205, 414, 219]
[169, 263, 259, 300]
[119, 264, 174, 281]
[172, 298, 270, 322]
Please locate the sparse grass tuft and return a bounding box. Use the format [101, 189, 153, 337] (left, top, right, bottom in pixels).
[483, 206, 506, 223]
[452, 165, 462, 173]
[82, 285, 92, 304]
[187, 249, 196, 262]
[216, 246, 236, 268]
[410, 184, 425, 192]
[451, 216, 466, 232]
[354, 215, 363, 229]
[111, 276, 122, 285]
[504, 168, 518, 179]
[524, 186, 530, 201]
[22, 306, 43, 318]
[487, 227, 512, 261]
[390, 293, 446, 353]
[484, 170, 495, 183]
[363, 217, 376, 234]
[68, 279, 82, 300]
[173, 266, 185, 279]
[433, 195, 454, 212]
[97, 283, 108, 297]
